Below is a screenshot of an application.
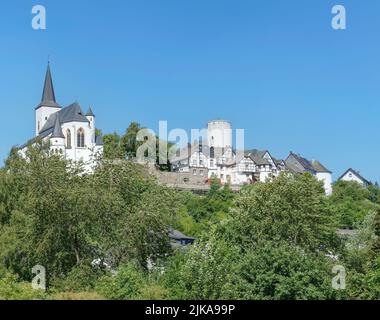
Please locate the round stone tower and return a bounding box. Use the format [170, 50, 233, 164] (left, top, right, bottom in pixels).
[207, 120, 232, 149]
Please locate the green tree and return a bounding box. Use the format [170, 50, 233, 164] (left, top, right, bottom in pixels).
[226, 173, 340, 253]
[103, 132, 124, 159]
[329, 181, 379, 229]
[224, 241, 336, 300]
[120, 122, 142, 159]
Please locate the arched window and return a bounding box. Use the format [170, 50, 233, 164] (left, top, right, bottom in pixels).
[77, 128, 85, 148]
[66, 129, 72, 149]
[210, 147, 215, 159]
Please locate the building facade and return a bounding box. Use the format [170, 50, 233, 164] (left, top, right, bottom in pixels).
[170, 120, 333, 195]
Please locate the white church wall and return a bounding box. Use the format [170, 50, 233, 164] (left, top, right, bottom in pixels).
[35, 106, 60, 135]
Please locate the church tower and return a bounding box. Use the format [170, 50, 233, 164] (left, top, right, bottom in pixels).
[49, 115, 66, 156]
[86, 107, 96, 144]
[35, 63, 61, 136]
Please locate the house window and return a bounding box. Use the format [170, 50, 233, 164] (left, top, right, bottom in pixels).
[77, 128, 85, 148]
[66, 129, 72, 149]
[200, 170, 204, 176]
[348, 173, 353, 178]
[193, 169, 197, 175]
[210, 159, 214, 167]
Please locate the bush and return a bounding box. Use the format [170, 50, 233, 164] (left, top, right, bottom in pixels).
[0, 273, 46, 300]
[95, 262, 145, 300]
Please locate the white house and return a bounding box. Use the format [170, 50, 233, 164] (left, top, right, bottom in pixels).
[170, 120, 333, 195]
[338, 168, 371, 187]
[20, 64, 104, 171]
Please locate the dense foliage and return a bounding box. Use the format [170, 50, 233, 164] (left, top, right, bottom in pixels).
[0, 137, 379, 300]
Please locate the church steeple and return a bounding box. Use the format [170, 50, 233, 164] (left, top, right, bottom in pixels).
[35, 63, 62, 136]
[36, 63, 61, 110]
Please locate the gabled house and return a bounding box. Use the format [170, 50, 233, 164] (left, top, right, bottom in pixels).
[285, 152, 333, 195]
[338, 168, 371, 187]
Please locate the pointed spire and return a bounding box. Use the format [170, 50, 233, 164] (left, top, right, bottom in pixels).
[86, 106, 95, 117]
[37, 63, 61, 109]
[51, 115, 64, 139]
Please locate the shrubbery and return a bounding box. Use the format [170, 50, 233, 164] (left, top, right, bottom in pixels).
[0, 142, 379, 300]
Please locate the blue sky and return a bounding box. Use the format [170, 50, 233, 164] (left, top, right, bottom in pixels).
[0, 0, 379, 182]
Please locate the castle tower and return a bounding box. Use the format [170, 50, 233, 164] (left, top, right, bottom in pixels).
[207, 120, 232, 149]
[35, 63, 61, 136]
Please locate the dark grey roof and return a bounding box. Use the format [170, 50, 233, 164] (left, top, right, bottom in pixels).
[285, 152, 331, 174]
[86, 107, 95, 117]
[95, 135, 104, 146]
[39, 102, 89, 135]
[36, 64, 61, 110]
[51, 115, 64, 138]
[246, 149, 270, 165]
[18, 128, 53, 149]
[338, 168, 371, 185]
[168, 229, 196, 241]
[286, 153, 315, 173]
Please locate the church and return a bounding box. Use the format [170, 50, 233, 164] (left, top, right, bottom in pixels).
[20, 64, 104, 171]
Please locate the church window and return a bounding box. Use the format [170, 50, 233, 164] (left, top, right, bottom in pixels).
[77, 128, 85, 148]
[210, 147, 215, 159]
[66, 129, 72, 149]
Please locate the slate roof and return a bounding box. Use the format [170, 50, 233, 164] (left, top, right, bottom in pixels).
[338, 168, 371, 185]
[86, 107, 95, 117]
[36, 64, 61, 109]
[168, 228, 196, 241]
[51, 115, 65, 138]
[285, 152, 331, 174]
[246, 149, 271, 166]
[39, 102, 89, 135]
